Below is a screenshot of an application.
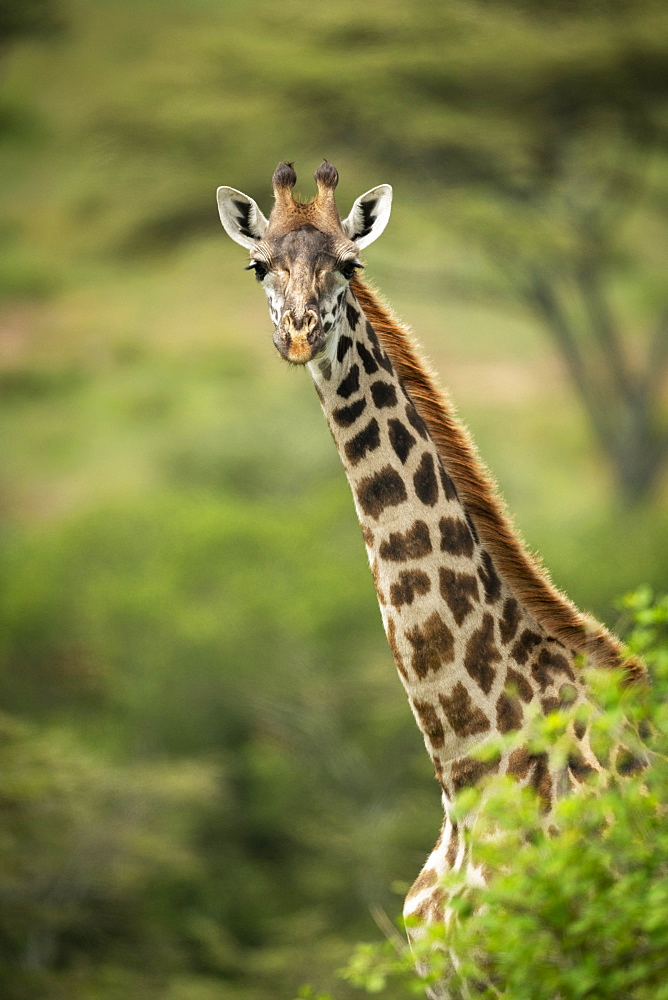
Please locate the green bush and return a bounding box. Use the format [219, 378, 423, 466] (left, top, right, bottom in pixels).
[0, 713, 221, 1000]
[339, 590, 668, 999]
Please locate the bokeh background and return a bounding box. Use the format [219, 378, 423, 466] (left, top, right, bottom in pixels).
[1, 1, 667, 997]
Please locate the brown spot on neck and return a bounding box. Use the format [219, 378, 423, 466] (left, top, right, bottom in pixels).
[351, 277, 646, 684]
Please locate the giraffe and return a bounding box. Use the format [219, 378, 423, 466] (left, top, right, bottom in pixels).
[216, 161, 645, 996]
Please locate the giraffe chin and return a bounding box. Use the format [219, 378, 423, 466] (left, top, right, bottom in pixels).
[273, 329, 326, 365]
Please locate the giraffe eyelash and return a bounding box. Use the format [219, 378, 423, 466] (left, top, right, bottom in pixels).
[245, 261, 268, 281]
[339, 261, 364, 281]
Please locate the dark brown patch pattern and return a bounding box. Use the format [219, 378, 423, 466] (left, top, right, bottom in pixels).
[333, 397, 366, 428]
[478, 551, 501, 604]
[496, 692, 523, 733]
[541, 696, 560, 715]
[405, 612, 455, 679]
[344, 417, 380, 465]
[356, 465, 407, 519]
[388, 418, 416, 464]
[336, 364, 360, 399]
[413, 452, 439, 507]
[450, 755, 499, 794]
[356, 340, 379, 375]
[336, 334, 353, 362]
[433, 755, 446, 791]
[439, 517, 475, 558]
[386, 617, 408, 680]
[439, 681, 491, 738]
[365, 322, 393, 373]
[390, 569, 431, 608]
[370, 380, 397, 408]
[529, 752, 553, 810]
[465, 511, 480, 545]
[507, 746, 532, 780]
[567, 750, 597, 782]
[615, 747, 646, 776]
[406, 867, 438, 901]
[345, 301, 360, 330]
[507, 747, 552, 810]
[499, 597, 520, 644]
[439, 568, 480, 626]
[412, 700, 445, 749]
[439, 465, 458, 501]
[464, 612, 501, 694]
[405, 401, 429, 440]
[531, 648, 575, 692]
[413, 888, 446, 924]
[370, 559, 386, 605]
[427, 887, 446, 923]
[445, 825, 459, 867]
[511, 629, 543, 665]
[379, 520, 432, 562]
[360, 524, 374, 547]
[505, 666, 534, 703]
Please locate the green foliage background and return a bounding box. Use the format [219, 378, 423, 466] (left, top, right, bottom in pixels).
[342, 591, 668, 999]
[0, 1, 666, 997]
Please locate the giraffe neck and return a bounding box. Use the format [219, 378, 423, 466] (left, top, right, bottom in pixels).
[308, 285, 586, 800]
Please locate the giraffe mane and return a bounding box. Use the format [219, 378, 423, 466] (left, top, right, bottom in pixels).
[351, 276, 646, 685]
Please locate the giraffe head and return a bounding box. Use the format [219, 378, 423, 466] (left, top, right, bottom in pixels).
[217, 161, 392, 364]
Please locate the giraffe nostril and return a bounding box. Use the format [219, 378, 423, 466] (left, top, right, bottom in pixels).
[304, 310, 319, 340]
[276, 308, 322, 360]
[283, 308, 319, 338]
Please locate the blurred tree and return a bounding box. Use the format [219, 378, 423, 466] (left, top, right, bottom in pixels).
[0, 713, 224, 1000]
[0, 0, 63, 50]
[74, 0, 666, 502]
[279, 0, 668, 504]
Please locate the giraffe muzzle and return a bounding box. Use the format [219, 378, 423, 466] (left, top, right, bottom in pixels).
[274, 308, 325, 365]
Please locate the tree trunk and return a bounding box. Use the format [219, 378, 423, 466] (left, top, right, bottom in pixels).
[526, 269, 667, 506]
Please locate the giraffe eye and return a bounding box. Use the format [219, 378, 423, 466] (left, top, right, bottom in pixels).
[245, 261, 268, 281]
[339, 261, 362, 281]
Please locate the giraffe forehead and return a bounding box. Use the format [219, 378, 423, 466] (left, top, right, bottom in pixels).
[259, 225, 356, 269]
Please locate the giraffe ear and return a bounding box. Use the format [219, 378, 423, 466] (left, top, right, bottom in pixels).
[341, 185, 392, 249]
[216, 186, 269, 249]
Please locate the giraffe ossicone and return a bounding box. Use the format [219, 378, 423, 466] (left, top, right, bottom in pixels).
[217, 161, 645, 997]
